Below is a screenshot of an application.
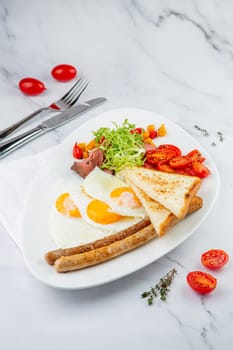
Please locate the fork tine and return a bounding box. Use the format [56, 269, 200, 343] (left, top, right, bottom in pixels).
[60, 76, 84, 100]
[64, 79, 89, 106]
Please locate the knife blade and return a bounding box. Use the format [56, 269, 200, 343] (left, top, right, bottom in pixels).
[0, 97, 106, 159]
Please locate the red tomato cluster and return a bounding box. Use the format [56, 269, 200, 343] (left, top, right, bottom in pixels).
[187, 249, 229, 295]
[144, 144, 211, 178]
[18, 64, 77, 96]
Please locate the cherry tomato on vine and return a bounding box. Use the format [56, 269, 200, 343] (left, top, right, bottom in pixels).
[51, 64, 77, 82]
[187, 271, 217, 294]
[72, 143, 83, 159]
[201, 249, 229, 270]
[18, 77, 46, 96]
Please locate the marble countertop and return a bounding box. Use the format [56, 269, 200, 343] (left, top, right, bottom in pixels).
[1, 1, 233, 349]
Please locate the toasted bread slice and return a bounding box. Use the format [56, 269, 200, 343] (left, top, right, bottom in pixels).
[127, 179, 202, 236]
[121, 167, 201, 218]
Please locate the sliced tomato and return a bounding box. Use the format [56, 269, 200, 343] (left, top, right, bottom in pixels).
[157, 163, 174, 173]
[187, 271, 217, 294]
[146, 149, 174, 166]
[143, 161, 155, 169]
[186, 149, 205, 162]
[176, 164, 196, 176]
[201, 249, 229, 270]
[169, 156, 192, 169]
[192, 161, 211, 178]
[158, 144, 182, 157]
[72, 143, 83, 159]
[130, 127, 143, 134]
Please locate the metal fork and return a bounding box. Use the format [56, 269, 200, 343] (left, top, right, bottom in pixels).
[0, 76, 89, 139]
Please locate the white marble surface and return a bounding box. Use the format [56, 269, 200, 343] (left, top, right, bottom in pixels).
[0, 0, 233, 349]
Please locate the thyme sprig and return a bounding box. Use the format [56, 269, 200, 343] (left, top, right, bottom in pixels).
[141, 268, 177, 305]
[217, 131, 224, 142]
[194, 125, 209, 136]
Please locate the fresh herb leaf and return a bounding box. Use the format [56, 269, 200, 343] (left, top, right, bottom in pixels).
[217, 131, 224, 142]
[93, 119, 145, 173]
[141, 268, 177, 305]
[194, 125, 209, 137]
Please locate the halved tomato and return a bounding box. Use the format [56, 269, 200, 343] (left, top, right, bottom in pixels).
[169, 156, 192, 169]
[201, 249, 229, 270]
[158, 144, 182, 157]
[157, 163, 174, 173]
[143, 161, 155, 169]
[187, 271, 217, 294]
[146, 149, 174, 166]
[130, 127, 143, 134]
[192, 161, 211, 178]
[186, 149, 205, 162]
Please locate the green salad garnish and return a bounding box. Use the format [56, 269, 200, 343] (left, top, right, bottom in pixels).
[93, 119, 145, 172]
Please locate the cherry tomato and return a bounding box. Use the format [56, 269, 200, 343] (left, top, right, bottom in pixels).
[130, 127, 143, 135]
[146, 149, 174, 166]
[158, 144, 182, 157]
[192, 161, 211, 178]
[186, 149, 205, 163]
[143, 161, 155, 169]
[149, 130, 158, 139]
[169, 156, 192, 169]
[51, 64, 77, 82]
[182, 166, 196, 176]
[18, 77, 46, 96]
[72, 143, 83, 159]
[157, 163, 174, 173]
[201, 249, 229, 270]
[187, 271, 217, 294]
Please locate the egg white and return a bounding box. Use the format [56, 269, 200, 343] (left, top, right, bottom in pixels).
[82, 167, 146, 217]
[49, 206, 108, 248]
[69, 187, 142, 232]
[49, 172, 142, 248]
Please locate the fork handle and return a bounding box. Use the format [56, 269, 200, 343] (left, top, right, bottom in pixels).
[0, 107, 50, 139]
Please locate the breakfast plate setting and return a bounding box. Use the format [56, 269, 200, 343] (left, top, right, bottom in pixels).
[22, 108, 219, 290]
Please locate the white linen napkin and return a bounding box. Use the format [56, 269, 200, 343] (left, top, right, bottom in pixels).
[0, 147, 56, 249]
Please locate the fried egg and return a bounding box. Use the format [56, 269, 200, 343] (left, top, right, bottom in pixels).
[49, 172, 142, 248]
[69, 186, 142, 232]
[82, 167, 146, 217]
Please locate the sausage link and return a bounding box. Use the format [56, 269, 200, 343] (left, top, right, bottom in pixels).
[45, 217, 151, 265]
[54, 224, 156, 272]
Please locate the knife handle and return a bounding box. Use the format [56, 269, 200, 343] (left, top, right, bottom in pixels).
[0, 126, 45, 159]
[0, 107, 49, 139]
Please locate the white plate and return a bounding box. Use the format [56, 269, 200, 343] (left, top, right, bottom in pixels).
[22, 108, 220, 289]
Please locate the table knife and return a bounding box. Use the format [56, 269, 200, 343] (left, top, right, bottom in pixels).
[0, 97, 106, 159]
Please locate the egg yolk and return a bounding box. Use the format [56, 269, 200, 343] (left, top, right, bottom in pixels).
[87, 199, 122, 224]
[110, 187, 141, 208]
[55, 193, 81, 217]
